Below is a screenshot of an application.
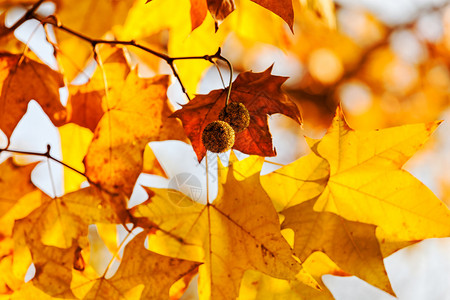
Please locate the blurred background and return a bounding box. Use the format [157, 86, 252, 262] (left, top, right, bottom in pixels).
[1, 0, 450, 299]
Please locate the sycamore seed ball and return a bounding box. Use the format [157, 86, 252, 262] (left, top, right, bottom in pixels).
[202, 121, 235, 153]
[219, 102, 250, 133]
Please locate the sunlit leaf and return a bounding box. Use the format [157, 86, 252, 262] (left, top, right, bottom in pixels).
[172, 66, 302, 161]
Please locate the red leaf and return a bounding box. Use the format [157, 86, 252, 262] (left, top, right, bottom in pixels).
[172, 66, 301, 161]
[251, 0, 294, 31]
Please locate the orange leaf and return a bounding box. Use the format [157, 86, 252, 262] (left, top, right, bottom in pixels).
[0, 53, 66, 138]
[190, 0, 208, 30]
[172, 66, 301, 161]
[251, 0, 294, 30]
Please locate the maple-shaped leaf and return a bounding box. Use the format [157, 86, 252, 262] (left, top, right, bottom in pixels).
[13, 187, 122, 251]
[75, 231, 200, 300]
[310, 107, 450, 241]
[261, 150, 393, 293]
[83, 70, 185, 196]
[131, 159, 307, 300]
[282, 199, 394, 295]
[172, 66, 301, 161]
[0, 158, 38, 218]
[0, 53, 66, 138]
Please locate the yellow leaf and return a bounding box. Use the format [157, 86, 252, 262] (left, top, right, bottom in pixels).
[13, 187, 122, 251]
[282, 199, 394, 295]
[132, 159, 308, 300]
[75, 231, 200, 300]
[52, 0, 136, 80]
[260, 152, 329, 211]
[59, 124, 93, 194]
[310, 107, 450, 241]
[83, 71, 180, 196]
[120, 0, 226, 94]
[142, 145, 168, 178]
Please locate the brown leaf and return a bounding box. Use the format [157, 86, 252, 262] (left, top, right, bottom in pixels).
[66, 89, 104, 132]
[0, 158, 37, 218]
[172, 66, 301, 161]
[0, 53, 66, 138]
[28, 237, 80, 298]
[207, 0, 235, 22]
[251, 0, 294, 30]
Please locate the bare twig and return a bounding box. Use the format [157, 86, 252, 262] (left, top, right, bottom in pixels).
[0, 0, 45, 38]
[0, 145, 87, 178]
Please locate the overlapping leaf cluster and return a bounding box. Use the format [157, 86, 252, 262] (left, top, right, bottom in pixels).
[0, 0, 449, 299]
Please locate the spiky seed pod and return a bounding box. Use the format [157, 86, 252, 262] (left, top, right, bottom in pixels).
[202, 120, 235, 153]
[219, 102, 250, 133]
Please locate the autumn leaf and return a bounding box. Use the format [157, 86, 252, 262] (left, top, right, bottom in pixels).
[66, 47, 131, 132]
[206, 0, 235, 24]
[172, 66, 301, 161]
[59, 124, 93, 193]
[142, 145, 168, 178]
[188, 0, 294, 31]
[0, 53, 66, 138]
[49, 0, 136, 80]
[0, 158, 38, 218]
[309, 107, 450, 241]
[190, 0, 208, 30]
[83, 70, 185, 196]
[13, 187, 122, 251]
[131, 159, 306, 300]
[251, 0, 294, 30]
[260, 151, 329, 211]
[282, 199, 394, 295]
[26, 237, 80, 298]
[73, 231, 200, 300]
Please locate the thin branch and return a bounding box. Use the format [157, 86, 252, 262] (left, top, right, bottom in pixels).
[0, 146, 87, 178]
[0, 0, 45, 38]
[32, 15, 236, 102]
